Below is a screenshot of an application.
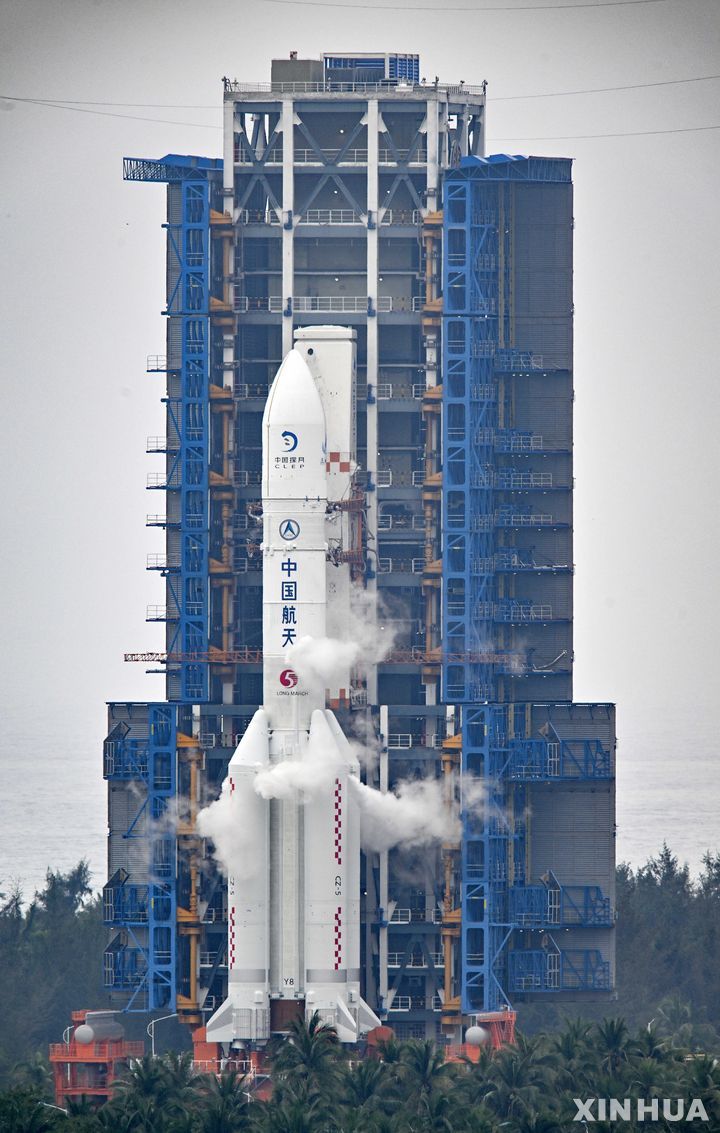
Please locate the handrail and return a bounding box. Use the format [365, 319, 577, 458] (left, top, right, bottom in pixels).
[225, 78, 486, 96]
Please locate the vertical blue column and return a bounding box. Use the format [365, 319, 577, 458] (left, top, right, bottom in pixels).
[461, 705, 513, 1013]
[442, 175, 500, 703]
[167, 180, 211, 702]
[146, 704, 178, 1010]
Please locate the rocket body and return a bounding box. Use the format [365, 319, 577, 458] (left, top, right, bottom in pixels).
[206, 329, 379, 1047]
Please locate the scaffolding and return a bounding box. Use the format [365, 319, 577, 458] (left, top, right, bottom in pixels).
[443, 157, 615, 1016]
[104, 69, 616, 1042]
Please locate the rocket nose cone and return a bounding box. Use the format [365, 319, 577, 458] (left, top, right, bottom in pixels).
[263, 348, 327, 496]
[229, 708, 270, 768]
[264, 349, 325, 430]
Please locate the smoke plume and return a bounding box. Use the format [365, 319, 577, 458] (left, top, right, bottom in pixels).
[196, 779, 261, 879]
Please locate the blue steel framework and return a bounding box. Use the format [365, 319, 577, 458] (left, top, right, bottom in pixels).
[104, 117, 615, 1032]
[103, 155, 221, 1013]
[460, 704, 613, 1011]
[103, 704, 178, 1011]
[125, 155, 219, 703]
[442, 157, 615, 1015]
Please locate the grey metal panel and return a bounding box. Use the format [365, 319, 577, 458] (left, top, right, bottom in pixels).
[529, 783, 615, 889]
[166, 324, 181, 371]
[108, 784, 151, 878]
[167, 184, 182, 226]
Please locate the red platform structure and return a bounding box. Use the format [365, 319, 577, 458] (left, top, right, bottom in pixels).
[49, 1010, 144, 1109]
[192, 1026, 272, 1100]
[446, 1009, 517, 1063]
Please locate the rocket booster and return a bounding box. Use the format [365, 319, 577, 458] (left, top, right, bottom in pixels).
[206, 330, 379, 1046]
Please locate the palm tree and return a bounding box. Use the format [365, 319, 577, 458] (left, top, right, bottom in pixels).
[682, 1053, 720, 1117]
[269, 1011, 341, 1097]
[109, 1053, 179, 1130]
[594, 1018, 629, 1076]
[160, 1051, 201, 1112]
[511, 1112, 570, 1133]
[196, 1067, 252, 1133]
[338, 1058, 398, 1122]
[252, 1089, 328, 1132]
[0, 1088, 65, 1133]
[399, 1039, 456, 1096]
[11, 1053, 54, 1100]
[482, 1038, 557, 1123]
[629, 1022, 670, 1063]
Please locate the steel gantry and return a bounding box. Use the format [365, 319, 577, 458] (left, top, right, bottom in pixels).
[442, 156, 616, 1017]
[103, 64, 616, 1044]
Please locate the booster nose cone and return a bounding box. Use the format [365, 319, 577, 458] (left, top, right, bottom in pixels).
[262, 349, 327, 499]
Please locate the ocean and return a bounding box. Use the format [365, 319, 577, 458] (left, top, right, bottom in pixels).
[0, 698, 716, 901]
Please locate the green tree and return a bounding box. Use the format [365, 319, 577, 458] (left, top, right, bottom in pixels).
[196, 1067, 252, 1132]
[269, 1011, 341, 1099]
[0, 864, 105, 1087]
[0, 1087, 65, 1132]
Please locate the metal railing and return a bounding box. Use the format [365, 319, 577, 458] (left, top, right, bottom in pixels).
[495, 472, 553, 489]
[377, 384, 425, 404]
[146, 605, 177, 621]
[376, 558, 426, 575]
[387, 734, 413, 749]
[233, 470, 262, 487]
[225, 78, 486, 96]
[146, 436, 175, 453]
[146, 354, 167, 371]
[146, 472, 181, 489]
[389, 996, 412, 1012]
[255, 206, 420, 226]
[294, 296, 384, 313]
[490, 602, 554, 622]
[377, 513, 425, 531]
[494, 432, 544, 453]
[235, 146, 428, 165]
[300, 208, 362, 224]
[146, 553, 181, 570]
[495, 512, 555, 527]
[389, 908, 411, 924]
[233, 295, 393, 314]
[386, 953, 444, 968]
[382, 209, 423, 225]
[234, 381, 269, 399]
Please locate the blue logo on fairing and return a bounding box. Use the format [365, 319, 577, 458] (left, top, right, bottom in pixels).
[282, 430, 298, 452]
[280, 519, 300, 541]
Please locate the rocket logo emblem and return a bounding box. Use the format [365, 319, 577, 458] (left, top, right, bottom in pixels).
[279, 668, 299, 688]
[279, 519, 300, 541]
[281, 430, 299, 452]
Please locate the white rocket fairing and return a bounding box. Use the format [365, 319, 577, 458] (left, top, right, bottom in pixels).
[206, 329, 380, 1046]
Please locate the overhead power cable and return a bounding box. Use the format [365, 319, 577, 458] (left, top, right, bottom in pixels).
[3, 98, 719, 141]
[492, 73, 720, 100]
[0, 95, 222, 129]
[2, 73, 718, 111]
[257, 0, 667, 9]
[490, 122, 720, 139]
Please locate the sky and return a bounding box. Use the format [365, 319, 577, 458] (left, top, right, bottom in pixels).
[0, 0, 718, 893]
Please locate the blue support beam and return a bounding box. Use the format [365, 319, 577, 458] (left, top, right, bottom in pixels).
[125, 155, 214, 702]
[103, 704, 178, 1012]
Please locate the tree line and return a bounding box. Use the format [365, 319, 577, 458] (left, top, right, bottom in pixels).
[1, 846, 719, 1130]
[3, 1011, 720, 1131]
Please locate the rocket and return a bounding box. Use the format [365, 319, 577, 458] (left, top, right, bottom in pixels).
[206, 329, 380, 1046]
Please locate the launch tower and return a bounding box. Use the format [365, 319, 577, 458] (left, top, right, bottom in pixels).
[105, 52, 616, 1043]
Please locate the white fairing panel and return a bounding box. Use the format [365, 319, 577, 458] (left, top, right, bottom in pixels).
[262, 348, 328, 729]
